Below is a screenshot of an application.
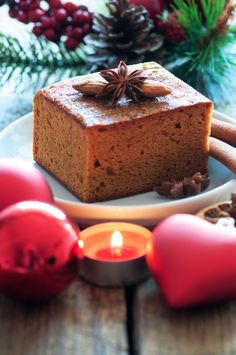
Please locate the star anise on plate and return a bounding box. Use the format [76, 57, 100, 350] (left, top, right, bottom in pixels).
[154, 172, 210, 199]
[97, 61, 147, 104]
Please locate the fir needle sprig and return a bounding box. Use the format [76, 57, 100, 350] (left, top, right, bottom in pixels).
[0, 31, 89, 92]
[165, 0, 236, 105]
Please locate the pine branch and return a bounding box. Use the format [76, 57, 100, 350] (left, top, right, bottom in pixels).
[0, 31, 90, 93]
[200, 0, 225, 29]
[166, 32, 236, 105]
[0, 31, 89, 67]
[172, 0, 203, 40]
[173, 0, 227, 40]
[165, 0, 236, 105]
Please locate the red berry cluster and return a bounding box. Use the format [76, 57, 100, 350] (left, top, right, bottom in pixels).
[4, 0, 93, 50]
[157, 12, 187, 43]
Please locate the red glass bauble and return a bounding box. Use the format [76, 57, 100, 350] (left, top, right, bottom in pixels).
[0, 201, 81, 301]
[130, 0, 166, 20]
[147, 214, 236, 309]
[0, 159, 53, 212]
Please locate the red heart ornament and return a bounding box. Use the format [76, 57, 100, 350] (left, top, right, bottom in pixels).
[147, 214, 236, 309]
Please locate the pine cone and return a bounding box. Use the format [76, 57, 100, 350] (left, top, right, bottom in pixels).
[84, 0, 163, 69]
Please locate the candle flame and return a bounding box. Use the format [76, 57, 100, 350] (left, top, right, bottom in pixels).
[110, 230, 123, 257]
[78, 240, 84, 249]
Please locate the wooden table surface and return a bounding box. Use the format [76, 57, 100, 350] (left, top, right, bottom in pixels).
[0, 75, 236, 355]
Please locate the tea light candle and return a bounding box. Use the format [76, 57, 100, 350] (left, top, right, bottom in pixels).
[79, 222, 152, 287]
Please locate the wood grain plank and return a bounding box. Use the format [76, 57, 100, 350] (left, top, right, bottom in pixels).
[0, 279, 128, 355]
[135, 279, 236, 355]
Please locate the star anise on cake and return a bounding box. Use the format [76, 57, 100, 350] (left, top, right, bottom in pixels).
[72, 61, 172, 104]
[97, 61, 147, 104]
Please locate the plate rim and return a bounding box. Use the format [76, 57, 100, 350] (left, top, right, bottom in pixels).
[0, 110, 236, 216]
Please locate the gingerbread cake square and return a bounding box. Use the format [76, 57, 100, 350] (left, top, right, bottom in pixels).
[33, 62, 213, 202]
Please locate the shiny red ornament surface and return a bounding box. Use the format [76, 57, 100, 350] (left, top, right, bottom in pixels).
[147, 214, 236, 309]
[0, 201, 81, 301]
[0, 159, 53, 212]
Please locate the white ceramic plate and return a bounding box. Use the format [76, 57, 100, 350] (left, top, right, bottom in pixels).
[0, 111, 235, 227]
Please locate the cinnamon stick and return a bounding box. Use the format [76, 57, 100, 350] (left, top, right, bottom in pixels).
[209, 136, 236, 174]
[211, 118, 236, 147]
